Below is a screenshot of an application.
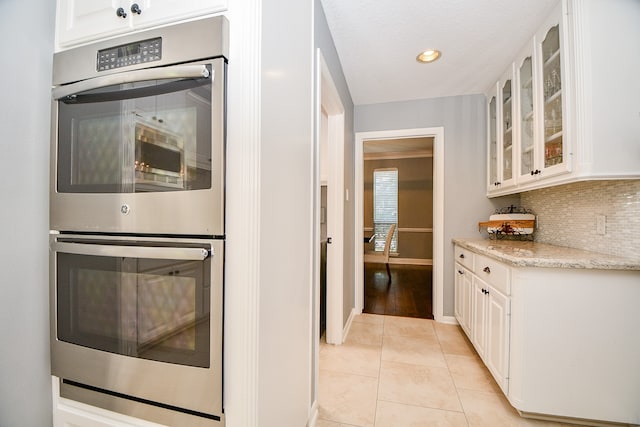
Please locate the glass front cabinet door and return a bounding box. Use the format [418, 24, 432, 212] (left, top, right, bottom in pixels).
[500, 70, 515, 189]
[486, 66, 516, 194]
[517, 50, 536, 183]
[534, 6, 571, 179]
[487, 85, 500, 193]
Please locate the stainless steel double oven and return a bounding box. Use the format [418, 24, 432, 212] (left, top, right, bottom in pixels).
[49, 17, 227, 426]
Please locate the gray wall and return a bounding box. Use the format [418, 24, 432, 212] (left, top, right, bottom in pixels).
[314, 0, 356, 327]
[355, 96, 518, 316]
[0, 0, 55, 425]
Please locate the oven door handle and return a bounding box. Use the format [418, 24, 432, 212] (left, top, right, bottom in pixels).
[52, 64, 211, 101]
[52, 241, 210, 261]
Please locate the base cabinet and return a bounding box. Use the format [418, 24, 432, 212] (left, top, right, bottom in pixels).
[454, 263, 472, 336]
[460, 259, 510, 394]
[453, 244, 640, 426]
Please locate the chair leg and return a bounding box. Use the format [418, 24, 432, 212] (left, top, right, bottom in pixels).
[385, 262, 391, 283]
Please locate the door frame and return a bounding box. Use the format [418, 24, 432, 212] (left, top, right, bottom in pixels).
[316, 50, 345, 345]
[354, 127, 445, 321]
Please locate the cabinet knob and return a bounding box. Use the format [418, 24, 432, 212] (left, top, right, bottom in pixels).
[459, 253, 465, 259]
[131, 3, 142, 14]
[116, 7, 127, 18]
[458, 270, 464, 275]
[483, 266, 491, 274]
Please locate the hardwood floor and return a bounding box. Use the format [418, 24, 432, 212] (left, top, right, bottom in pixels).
[364, 263, 433, 319]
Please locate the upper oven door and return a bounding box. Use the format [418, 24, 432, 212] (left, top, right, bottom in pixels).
[50, 234, 223, 417]
[50, 59, 226, 236]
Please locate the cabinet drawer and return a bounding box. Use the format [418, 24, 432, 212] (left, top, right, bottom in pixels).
[454, 246, 474, 270]
[474, 254, 510, 295]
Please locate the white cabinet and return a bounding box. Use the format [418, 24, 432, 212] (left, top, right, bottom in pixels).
[454, 246, 474, 336]
[487, 0, 640, 197]
[470, 255, 510, 393]
[453, 242, 640, 425]
[484, 283, 510, 393]
[486, 66, 517, 194]
[56, 0, 227, 49]
[454, 245, 510, 393]
[56, 0, 130, 47]
[454, 263, 472, 336]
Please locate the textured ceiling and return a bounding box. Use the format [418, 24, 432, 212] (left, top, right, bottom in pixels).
[320, 0, 558, 105]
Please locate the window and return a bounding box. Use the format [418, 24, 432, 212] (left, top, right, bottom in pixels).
[373, 168, 398, 252]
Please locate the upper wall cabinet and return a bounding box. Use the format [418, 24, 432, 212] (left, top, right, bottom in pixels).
[487, 0, 640, 197]
[486, 66, 517, 193]
[56, 0, 227, 49]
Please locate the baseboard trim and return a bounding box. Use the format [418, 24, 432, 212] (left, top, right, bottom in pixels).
[435, 315, 458, 325]
[307, 401, 319, 427]
[341, 308, 358, 343]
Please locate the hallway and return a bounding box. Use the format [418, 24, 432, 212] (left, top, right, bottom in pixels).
[317, 314, 588, 427]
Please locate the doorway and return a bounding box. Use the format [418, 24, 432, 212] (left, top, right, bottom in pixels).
[354, 128, 445, 322]
[317, 52, 345, 345]
[362, 137, 434, 319]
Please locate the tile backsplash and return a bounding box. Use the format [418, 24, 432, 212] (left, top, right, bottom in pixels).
[521, 180, 640, 260]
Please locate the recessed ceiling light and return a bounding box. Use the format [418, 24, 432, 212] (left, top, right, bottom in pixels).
[416, 49, 441, 63]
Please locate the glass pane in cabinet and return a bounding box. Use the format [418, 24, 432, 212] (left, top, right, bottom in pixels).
[502, 80, 512, 181]
[489, 96, 497, 186]
[542, 25, 563, 167]
[519, 57, 534, 175]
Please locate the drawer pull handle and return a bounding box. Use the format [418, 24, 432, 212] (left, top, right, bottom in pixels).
[483, 266, 491, 274]
[459, 253, 465, 259]
[458, 270, 464, 275]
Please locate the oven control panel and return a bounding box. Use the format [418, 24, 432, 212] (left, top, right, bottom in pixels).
[97, 37, 162, 72]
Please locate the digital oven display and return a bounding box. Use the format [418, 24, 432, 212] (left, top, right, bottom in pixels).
[97, 37, 162, 71]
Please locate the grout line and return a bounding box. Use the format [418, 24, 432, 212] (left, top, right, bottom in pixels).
[435, 327, 472, 427]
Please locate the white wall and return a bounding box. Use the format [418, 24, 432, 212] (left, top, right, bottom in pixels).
[259, 0, 315, 424]
[0, 0, 55, 425]
[355, 96, 519, 316]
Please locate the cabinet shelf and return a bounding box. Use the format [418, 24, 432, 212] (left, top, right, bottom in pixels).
[544, 89, 562, 104]
[523, 110, 534, 121]
[545, 130, 563, 143]
[543, 49, 560, 67]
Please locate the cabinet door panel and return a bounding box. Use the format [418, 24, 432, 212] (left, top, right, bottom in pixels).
[517, 52, 537, 182]
[131, 0, 227, 29]
[454, 264, 473, 336]
[486, 287, 510, 393]
[535, 4, 571, 179]
[487, 91, 499, 192]
[57, 0, 130, 47]
[472, 278, 488, 359]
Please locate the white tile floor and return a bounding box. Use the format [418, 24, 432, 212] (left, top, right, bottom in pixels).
[318, 314, 590, 427]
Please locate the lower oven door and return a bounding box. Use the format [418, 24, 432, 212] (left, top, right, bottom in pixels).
[50, 234, 223, 419]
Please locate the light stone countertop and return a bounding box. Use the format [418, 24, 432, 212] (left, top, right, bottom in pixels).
[452, 238, 640, 271]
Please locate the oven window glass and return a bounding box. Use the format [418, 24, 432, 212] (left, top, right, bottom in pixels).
[56, 250, 211, 368]
[57, 67, 214, 193]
